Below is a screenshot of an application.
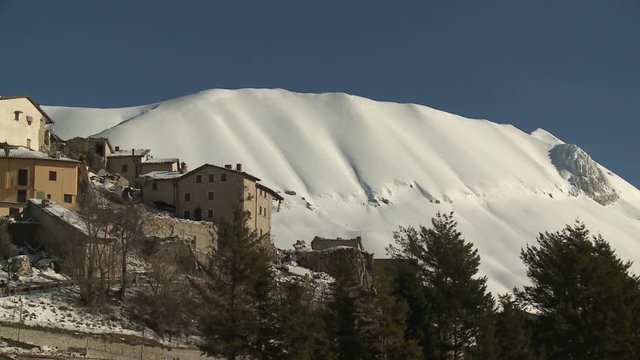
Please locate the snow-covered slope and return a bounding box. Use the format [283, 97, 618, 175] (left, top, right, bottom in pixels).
[43, 89, 640, 293]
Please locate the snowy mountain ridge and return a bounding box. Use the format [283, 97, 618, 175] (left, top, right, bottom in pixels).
[43, 88, 640, 293]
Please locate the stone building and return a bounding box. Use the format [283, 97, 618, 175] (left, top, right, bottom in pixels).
[140, 163, 282, 240]
[140, 158, 180, 174]
[0, 95, 54, 152]
[0, 147, 80, 216]
[106, 147, 151, 185]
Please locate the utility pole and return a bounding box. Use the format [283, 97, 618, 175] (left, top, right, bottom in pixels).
[17, 297, 23, 342]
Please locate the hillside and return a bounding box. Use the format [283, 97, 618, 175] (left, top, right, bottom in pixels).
[43, 88, 640, 293]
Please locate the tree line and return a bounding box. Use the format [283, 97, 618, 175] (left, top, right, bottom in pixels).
[196, 211, 640, 360]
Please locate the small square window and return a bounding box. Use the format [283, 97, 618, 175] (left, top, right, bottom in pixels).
[63, 194, 73, 203]
[26, 139, 31, 149]
[14, 111, 20, 121]
[152, 181, 158, 191]
[208, 174, 214, 182]
[47, 194, 51, 200]
[122, 164, 128, 172]
[184, 210, 190, 219]
[49, 171, 57, 181]
[220, 173, 227, 182]
[208, 191, 214, 200]
[259, 205, 262, 215]
[26, 115, 33, 125]
[207, 209, 214, 218]
[196, 175, 202, 183]
[185, 193, 191, 201]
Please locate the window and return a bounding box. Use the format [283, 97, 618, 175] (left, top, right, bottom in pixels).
[208, 191, 214, 200]
[14, 111, 20, 121]
[208, 209, 214, 218]
[259, 206, 262, 215]
[17, 169, 28, 186]
[196, 175, 202, 183]
[47, 194, 51, 200]
[121, 164, 128, 172]
[26, 115, 33, 125]
[63, 194, 73, 203]
[260, 229, 263, 237]
[184, 193, 191, 201]
[208, 174, 215, 182]
[17, 190, 27, 203]
[26, 139, 31, 149]
[263, 207, 267, 217]
[152, 181, 158, 191]
[184, 210, 190, 219]
[220, 173, 227, 182]
[49, 171, 57, 181]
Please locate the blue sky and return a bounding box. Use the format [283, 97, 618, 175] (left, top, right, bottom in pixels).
[1, 1, 639, 185]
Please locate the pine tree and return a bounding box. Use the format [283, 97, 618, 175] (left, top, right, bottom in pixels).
[196, 209, 276, 360]
[327, 263, 368, 360]
[494, 295, 535, 360]
[369, 274, 423, 360]
[387, 212, 495, 360]
[275, 279, 335, 360]
[517, 222, 640, 360]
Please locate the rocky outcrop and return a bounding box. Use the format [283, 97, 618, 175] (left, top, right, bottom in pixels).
[549, 143, 619, 205]
[8, 255, 33, 276]
[295, 243, 374, 289]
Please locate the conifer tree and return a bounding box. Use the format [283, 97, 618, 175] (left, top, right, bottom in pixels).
[387, 212, 495, 360]
[196, 209, 276, 360]
[369, 274, 423, 360]
[518, 222, 640, 360]
[494, 295, 535, 360]
[276, 279, 335, 360]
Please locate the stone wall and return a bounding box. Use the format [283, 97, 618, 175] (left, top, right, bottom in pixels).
[296, 246, 374, 289]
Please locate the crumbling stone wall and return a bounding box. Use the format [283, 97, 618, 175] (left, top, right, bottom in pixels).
[296, 246, 374, 289]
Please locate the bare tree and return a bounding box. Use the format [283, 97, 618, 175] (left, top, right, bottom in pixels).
[113, 204, 145, 299]
[72, 199, 120, 308]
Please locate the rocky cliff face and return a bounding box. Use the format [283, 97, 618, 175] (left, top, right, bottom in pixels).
[549, 143, 619, 205]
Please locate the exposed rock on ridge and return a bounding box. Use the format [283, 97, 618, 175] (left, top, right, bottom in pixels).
[549, 144, 619, 205]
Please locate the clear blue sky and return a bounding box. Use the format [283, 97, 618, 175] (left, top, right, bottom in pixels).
[1, 1, 639, 185]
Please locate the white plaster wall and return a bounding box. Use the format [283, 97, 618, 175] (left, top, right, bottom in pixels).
[0, 98, 48, 150]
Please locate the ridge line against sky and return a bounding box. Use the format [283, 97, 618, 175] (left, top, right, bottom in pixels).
[1, 0, 638, 186]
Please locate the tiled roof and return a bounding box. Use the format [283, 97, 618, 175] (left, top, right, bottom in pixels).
[108, 149, 151, 157]
[0, 147, 79, 163]
[144, 158, 179, 164]
[140, 171, 183, 180]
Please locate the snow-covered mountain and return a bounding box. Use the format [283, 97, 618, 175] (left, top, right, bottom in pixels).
[44, 89, 640, 293]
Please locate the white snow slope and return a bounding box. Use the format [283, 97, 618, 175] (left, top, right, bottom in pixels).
[44, 89, 640, 294]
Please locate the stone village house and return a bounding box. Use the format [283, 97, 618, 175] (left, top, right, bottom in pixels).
[140, 163, 283, 240]
[1, 95, 81, 216]
[0, 95, 54, 152]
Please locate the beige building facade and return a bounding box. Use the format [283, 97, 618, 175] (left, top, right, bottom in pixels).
[0, 148, 80, 216]
[140, 163, 282, 239]
[0, 96, 53, 152]
[106, 148, 151, 186]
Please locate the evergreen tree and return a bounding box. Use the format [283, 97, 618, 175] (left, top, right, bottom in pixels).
[196, 209, 277, 360]
[387, 212, 495, 360]
[517, 222, 640, 360]
[327, 263, 368, 360]
[369, 274, 423, 360]
[494, 295, 535, 360]
[276, 279, 335, 360]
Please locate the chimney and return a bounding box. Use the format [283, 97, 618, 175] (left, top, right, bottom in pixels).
[115, 146, 120, 151]
[224, 164, 232, 169]
[236, 163, 242, 172]
[131, 148, 135, 157]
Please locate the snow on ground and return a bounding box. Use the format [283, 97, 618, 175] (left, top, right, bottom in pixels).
[45, 88, 640, 294]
